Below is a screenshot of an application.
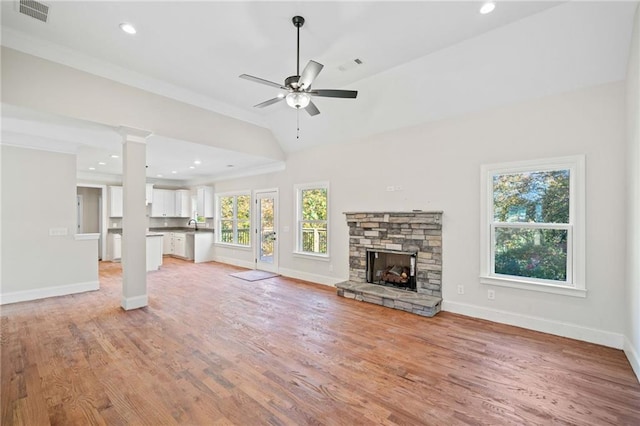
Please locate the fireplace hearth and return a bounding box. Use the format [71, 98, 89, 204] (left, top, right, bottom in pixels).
[336, 211, 443, 317]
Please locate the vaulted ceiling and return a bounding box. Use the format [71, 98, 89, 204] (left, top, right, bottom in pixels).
[1, 1, 637, 183]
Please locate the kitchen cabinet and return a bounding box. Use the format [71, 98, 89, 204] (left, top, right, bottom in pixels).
[109, 186, 123, 217]
[146, 234, 163, 271]
[173, 233, 186, 257]
[151, 189, 177, 217]
[189, 232, 215, 263]
[111, 233, 122, 260]
[162, 233, 173, 254]
[197, 186, 214, 218]
[175, 190, 191, 218]
[145, 183, 154, 205]
[163, 232, 188, 258]
[111, 184, 154, 215]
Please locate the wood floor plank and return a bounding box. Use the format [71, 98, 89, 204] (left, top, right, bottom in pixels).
[1, 257, 639, 425]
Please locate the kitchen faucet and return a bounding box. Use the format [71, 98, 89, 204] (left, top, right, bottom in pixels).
[187, 219, 199, 231]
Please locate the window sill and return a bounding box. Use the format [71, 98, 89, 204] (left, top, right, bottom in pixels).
[214, 242, 252, 250]
[480, 275, 586, 297]
[293, 251, 330, 261]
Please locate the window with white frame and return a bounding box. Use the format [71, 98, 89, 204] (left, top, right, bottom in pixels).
[295, 183, 329, 256]
[480, 156, 586, 296]
[216, 192, 251, 246]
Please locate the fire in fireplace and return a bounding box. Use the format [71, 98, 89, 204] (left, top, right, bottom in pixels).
[366, 249, 417, 291]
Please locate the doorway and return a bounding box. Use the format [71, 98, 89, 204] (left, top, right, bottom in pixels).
[255, 190, 278, 273]
[77, 185, 106, 260]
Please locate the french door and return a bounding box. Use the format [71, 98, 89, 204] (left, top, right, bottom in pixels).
[255, 190, 278, 273]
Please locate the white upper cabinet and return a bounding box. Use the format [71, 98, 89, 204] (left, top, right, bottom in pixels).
[175, 190, 191, 218]
[109, 186, 123, 217]
[151, 189, 191, 218]
[197, 186, 214, 218]
[151, 189, 175, 217]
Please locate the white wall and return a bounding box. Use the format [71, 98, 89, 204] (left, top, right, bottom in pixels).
[214, 81, 627, 348]
[625, 6, 640, 381]
[1, 146, 99, 303]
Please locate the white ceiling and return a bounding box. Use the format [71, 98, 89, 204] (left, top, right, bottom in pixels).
[1, 1, 637, 182]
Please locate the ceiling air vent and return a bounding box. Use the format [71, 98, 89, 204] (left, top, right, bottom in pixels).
[18, 0, 49, 23]
[338, 58, 363, 72]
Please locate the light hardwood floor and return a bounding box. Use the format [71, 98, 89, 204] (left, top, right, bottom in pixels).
[2, 257, 639, 425]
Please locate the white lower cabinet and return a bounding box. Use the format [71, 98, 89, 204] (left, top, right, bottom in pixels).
[173, 234, 186, 257]
[163, 232, 189, 259]
[163, 233, 173, 255]
[112, 234, 122, 260]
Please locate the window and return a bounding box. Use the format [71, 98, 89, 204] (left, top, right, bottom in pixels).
[480, 156, 585, 297]
[216, 192, 251, 246]
[295, 183, 329, 256]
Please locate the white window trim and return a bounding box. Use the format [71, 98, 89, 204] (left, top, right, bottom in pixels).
[294, 182, 330, 259]
[479, 155, 586, 297]
[215, 190, 252, 248]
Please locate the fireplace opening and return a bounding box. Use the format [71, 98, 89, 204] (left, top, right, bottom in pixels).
[366, 249, 417, 291]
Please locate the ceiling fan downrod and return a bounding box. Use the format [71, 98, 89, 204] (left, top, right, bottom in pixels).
[292, 16, 305, 77]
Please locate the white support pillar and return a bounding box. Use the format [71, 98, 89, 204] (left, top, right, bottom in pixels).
[119, 126, 151, 310]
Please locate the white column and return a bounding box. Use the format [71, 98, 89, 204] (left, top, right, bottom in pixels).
[119, 127, 151, 310]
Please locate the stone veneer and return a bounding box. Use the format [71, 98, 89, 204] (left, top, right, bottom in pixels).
[336, 211, 443, 317]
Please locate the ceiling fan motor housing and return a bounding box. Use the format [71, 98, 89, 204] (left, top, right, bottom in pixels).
[285, 75, 301, 89]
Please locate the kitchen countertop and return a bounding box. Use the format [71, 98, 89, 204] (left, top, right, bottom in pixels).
[108, 227, 214, 235]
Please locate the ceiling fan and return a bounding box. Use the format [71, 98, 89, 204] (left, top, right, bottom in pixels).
[239, 15, 358, 117]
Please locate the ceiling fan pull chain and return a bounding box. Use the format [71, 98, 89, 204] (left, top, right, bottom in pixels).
[297, 109, 300, 139]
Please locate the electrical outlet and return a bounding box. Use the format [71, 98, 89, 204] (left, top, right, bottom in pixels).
[457, 285, 464, 295]
[49, 227, 68, 236]
[488, 289, 495, 300]
[329, 263, 334, 272]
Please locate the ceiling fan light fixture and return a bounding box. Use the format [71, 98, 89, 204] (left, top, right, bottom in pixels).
[286, 92, 311, 109]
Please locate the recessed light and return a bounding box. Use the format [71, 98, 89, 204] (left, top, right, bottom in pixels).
[89, 167, 96, 170]
[98, 162, 106, 165]
[119, 23, 137, 34]
[110, 154, 119, 158]
[189, 166, 195, 169]
[194, 160, 201, 165]
[480, 2, 496, 14]
[171, 171, 177, 174]
[226, 164, 235, 168]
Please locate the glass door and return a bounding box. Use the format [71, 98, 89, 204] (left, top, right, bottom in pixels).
[256, 190, 278, 273]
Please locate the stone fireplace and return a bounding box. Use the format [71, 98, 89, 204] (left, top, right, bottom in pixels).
[336, 211, 443, 317]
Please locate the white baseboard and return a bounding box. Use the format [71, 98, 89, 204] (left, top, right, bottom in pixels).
[121, 294, 148, 310]
[624, 336, 640, 383]
[0, 281, 99, 305]
[212, 255, 255, 270]
[443, 300, 625, 349]
[278, 267, 343, 287]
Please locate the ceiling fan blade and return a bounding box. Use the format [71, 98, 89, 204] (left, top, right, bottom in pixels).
[253, 96, 285, 108]
[298, 60, 324, 89]
[305, 100, 320, 116]
[310, 89, 358, 99]
[239, 74, 286, 90]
